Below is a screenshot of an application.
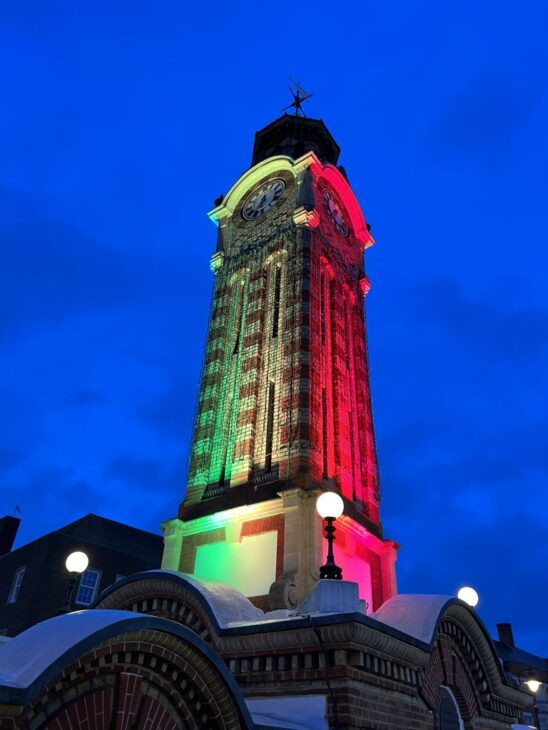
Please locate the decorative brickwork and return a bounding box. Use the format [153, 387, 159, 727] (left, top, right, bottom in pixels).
[0, 617, 253, 730]
[96, 574, 219, 644]
[180, 146, 380, 519]
[165, 127, 399, 609]
[92, 573, 529, 730]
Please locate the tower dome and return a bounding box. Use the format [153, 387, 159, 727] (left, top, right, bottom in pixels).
[252, 113, 340, 165]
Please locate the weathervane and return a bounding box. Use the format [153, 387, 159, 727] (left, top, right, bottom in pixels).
[283, 78, 313, 117]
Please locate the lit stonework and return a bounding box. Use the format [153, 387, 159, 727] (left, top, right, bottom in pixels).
[162, 115, 398, 610]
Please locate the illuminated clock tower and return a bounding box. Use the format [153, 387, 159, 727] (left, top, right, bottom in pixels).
[162, 114, 398, 611]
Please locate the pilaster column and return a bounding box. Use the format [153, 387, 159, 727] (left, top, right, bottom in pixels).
[161, 518, 185, 571]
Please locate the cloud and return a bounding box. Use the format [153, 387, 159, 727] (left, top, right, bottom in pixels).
[430, 71, 532, 167]
[417, 277, 548, 363]
[137, 380, 198, 444]
[105, 454, 185, 531]
[66, 389, 104, 406]
[382, 435, 548, 650]
[390, 494, 548, 652]
[374, 274, 548, 652]
[106, 456, 171, 491]
[4, 465, 105, 547]
[0, 187, 138, 342]
[0, 448, 19, 474]
[3, 457, 181, 548]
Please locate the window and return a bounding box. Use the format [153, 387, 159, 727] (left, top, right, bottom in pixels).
[75, 569, 101, 606]
[322, 388, 328, 478]
[320, 271, 326, 345]
[232, 284, 245, 355]
[265, 381, 275, 472]
[272, 266, 281, 338]
[7, 566, 26, 604]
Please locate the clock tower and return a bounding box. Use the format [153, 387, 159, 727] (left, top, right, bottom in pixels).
[162, 114, 398, 611]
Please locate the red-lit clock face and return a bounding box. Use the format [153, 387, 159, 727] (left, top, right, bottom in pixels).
[242, 179, 286, 221]
[322, 188, 349, 236]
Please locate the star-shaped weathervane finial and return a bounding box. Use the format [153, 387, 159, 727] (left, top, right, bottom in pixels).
[283, 78, 313, 117]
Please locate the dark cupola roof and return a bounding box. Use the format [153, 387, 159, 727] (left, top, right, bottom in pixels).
[252, 114, 340, 166]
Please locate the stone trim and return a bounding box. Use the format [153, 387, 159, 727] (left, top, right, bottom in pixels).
[179, 528, 226, 574]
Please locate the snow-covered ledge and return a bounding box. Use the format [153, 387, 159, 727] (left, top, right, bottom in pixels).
[293, 580, 366, 615]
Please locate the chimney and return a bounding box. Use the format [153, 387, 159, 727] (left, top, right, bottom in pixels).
[0, 516, 20, 556]
[497, 623, 515, 647]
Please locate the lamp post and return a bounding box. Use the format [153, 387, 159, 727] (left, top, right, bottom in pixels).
[518, 669, 542, 729]
[316, 491, 344, 580]
[58, 551, 89, 614]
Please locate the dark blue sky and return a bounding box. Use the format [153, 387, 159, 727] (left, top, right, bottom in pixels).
[2, 1, 547, 653]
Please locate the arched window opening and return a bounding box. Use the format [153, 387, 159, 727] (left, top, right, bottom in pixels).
[265, 381, 276, 473]
[438, 686, 464, 730]
[232, 283, 245, 355]
[272, 266, 281, 339]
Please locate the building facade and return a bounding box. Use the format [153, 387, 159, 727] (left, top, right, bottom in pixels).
[495, 623, 548, 730]
[0, 514, 163, 637]
[162, 114, 397, 613]
[93, 572, 533, 729]
[0, 572, 533, 729]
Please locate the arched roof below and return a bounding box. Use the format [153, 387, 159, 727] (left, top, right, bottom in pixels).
[96, 570, 269, 632]
[373, 593, 529, 716]
[0, 609, 256, 729]
[372, 593, 455, 644]
[87, 574, 528, 724]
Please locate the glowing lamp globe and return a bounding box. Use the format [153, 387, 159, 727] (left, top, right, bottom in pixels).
[65, 551, 89, 574]
[316, 492, 344, 520]
[525, 679, 541, 693]
[457, 586, 479, 607]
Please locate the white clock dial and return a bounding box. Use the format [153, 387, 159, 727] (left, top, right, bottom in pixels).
[322, 188, 349, 236]
[242, 179, 286, 221]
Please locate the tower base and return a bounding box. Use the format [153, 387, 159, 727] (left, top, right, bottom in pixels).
[162, 489, 398, 611]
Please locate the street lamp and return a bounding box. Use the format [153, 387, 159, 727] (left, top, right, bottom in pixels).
[518, 669, 542, 694]
[316, 491, 344, 580]
[525, 678, 542, 694]
[518, 669, 542, 728]
[457, 586, 479, 607]
[58, 551, 89, 614]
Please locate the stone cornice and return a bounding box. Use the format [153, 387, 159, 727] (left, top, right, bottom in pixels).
[216, 616, 428, 668]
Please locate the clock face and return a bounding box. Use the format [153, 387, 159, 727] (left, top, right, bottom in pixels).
[322, 188, 349, 236]
[242, 179, 286, 221]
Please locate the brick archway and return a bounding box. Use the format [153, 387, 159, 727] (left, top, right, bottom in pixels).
[419, 618, 523, 726]
[95, 573, 221, 644]
[420, 636, 479, 723]
[0, 614, 254, 730]
[94, 571, 265, 648]
[94, 575, 218, 644]
[22, 631, 240, 729]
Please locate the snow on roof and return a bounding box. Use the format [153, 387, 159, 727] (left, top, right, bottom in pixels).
[148, 570, 264, 626]
[372, 594, 454, 644]
[0, 610, 137, 690]
[494, 640, 547, 671]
